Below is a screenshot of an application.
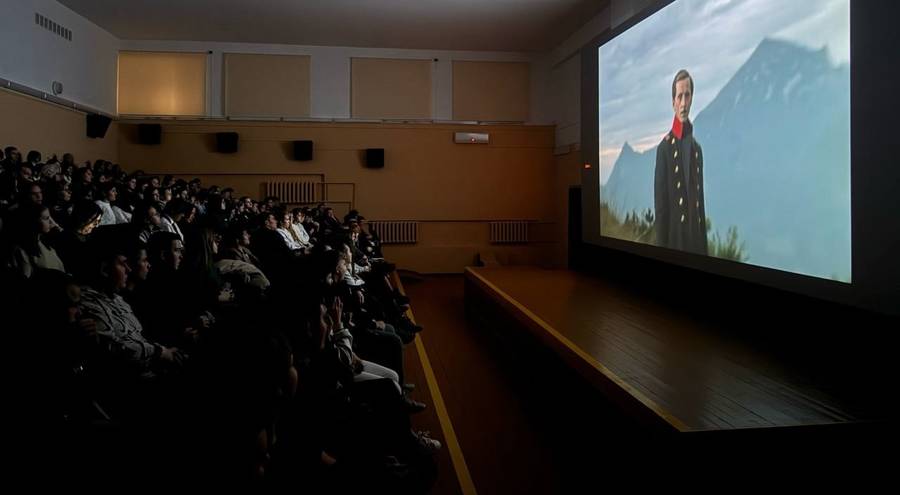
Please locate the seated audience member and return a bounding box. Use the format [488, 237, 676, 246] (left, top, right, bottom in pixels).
[220, 225, 262, 267]
[0, 146, 22, 173]
[290, 208, 313, 249]
[49, 181, 74, 226]
[321, 251, 420, 409]
[252, 211, 299, 278]
[0, 164, 34, 207]
[96, 182, 132, 225]
[215, 226, 270, 295]
[122, 239, 151, 302]
[118, 175, 140, 214]
[319, 207, 342, 234]
[55, 201, 102, 282]
[11, 183, 62, 231]
[300, 207, 318, 238]
[38, 154, 61, 182]
[132, 201, 163, 243]
[137, 231, 196, 347]
[178, 202, 198, 236]
[70, 166, 95, 202]
[160, 198, 189, 242]
[357, 216, 383, 259]
[25, 150, 43, 170]
[183, 218, 233, 307]
[6, 203, 66, 279]
[78, 229, 184, 382]
[277, 210, 306, 252]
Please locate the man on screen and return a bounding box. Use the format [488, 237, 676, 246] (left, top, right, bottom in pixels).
[654, 69, 707, 255]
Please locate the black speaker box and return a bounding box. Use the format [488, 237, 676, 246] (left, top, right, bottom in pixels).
[216, 132, 239, 153]
[86, 113, 112, 138]
[365, 148, 384, 168]
[293, 140, 313, 161]
[138, 124, 162, 145]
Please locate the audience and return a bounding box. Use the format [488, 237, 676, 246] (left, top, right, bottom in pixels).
[1, 143, 435, 488]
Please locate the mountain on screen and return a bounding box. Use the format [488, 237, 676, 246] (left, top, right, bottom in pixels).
[602, 38, 850, 281]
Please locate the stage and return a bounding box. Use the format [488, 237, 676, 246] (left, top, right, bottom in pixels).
[464, 266, 891, 434]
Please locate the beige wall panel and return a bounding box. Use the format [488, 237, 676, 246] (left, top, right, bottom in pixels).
[224, 53, 310, 117]
[118, 51, 206, 116]
[452, 61, 529, 122]
[351, 58, 432, 119]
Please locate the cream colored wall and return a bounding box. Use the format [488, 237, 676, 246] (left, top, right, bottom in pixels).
[0, 88, 119, 164]
[118, 119, 560, 273]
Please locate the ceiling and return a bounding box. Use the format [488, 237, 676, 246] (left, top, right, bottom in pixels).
[57, 0, 610, 52]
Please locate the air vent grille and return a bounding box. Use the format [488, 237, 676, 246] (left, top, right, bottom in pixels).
[35, 13, 72, 41]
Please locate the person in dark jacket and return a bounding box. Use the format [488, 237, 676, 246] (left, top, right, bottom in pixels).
[655, 69, 707, 255]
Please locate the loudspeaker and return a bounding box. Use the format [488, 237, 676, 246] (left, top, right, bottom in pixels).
[293, 140, 313, 161]
[138, 124, 162, 145]
[86, 113, 112, 138]
[216, 132, 239, 153]
[365, 148, 384, 168]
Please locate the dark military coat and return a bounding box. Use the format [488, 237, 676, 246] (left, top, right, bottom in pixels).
[654, 125, 707, 255]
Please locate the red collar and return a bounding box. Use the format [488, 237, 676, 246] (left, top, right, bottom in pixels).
[671, 116, 684, 140]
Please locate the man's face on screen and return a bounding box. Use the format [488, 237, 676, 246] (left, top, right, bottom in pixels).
[673, 78, 693, 123]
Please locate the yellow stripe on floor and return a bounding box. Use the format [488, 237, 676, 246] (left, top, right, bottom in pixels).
[394, 274, 478, 495]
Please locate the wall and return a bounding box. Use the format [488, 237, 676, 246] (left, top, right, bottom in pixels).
[538, 0, 655, 149]
[0, 87, 119, 163]
[0, 0, 119, 114]
[537, 0, 655, 267]
[118, 120, 559, 273]
[118, 40, 540, 122]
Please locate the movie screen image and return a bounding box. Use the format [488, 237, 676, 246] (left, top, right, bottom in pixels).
[598, 0, 850, 282]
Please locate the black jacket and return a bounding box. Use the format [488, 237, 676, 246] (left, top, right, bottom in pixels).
[654, 126, 708, 255]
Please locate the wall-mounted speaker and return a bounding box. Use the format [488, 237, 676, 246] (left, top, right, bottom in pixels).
[365, 148, 384, 168]
[138, 124, 162, 145]
[216, 132, 239, 153]
[293, 140, 313, 161]
[86, 113, 112, 138]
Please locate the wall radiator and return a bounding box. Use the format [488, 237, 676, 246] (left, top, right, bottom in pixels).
[370, 221, 418, 244]
[490, 221, 530, 244]
[265, 181, 319, 204]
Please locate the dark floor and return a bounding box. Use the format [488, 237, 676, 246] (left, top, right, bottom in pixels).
[402, 274, 641, 494]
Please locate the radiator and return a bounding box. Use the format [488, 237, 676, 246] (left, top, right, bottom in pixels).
[265, 181, 319, 204]
[490, 221, 529, 244]
[370, 221, 418, 244]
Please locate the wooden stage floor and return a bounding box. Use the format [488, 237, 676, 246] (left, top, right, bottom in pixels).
[465, 266, 892, 434]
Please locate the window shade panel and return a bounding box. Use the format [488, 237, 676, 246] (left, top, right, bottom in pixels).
[224, 53, 310, 118]
[351, 58, 432, 119]
[452, 61, 529, 122]
[118, 51, 207, 116]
